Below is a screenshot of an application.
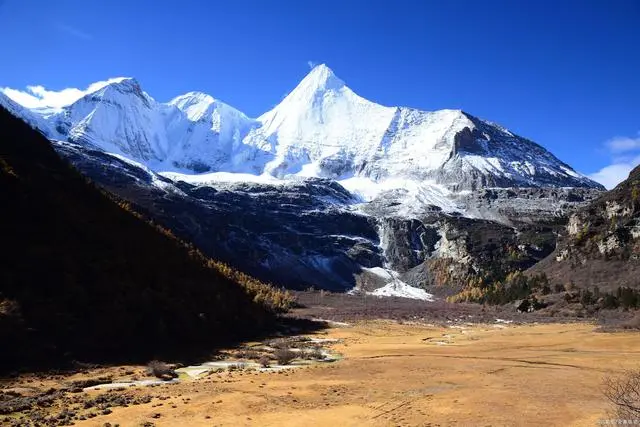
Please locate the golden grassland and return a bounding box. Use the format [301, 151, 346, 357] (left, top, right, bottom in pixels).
[49, 320, 640, 427]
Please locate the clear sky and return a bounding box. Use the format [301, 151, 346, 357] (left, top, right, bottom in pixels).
[0, 0, 638, 188]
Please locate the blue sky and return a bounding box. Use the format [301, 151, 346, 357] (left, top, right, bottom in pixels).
[0, 0, 638, 188]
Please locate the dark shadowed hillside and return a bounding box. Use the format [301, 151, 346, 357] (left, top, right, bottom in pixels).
[0, 107, 292, 372]
[531, 164, 640, 292]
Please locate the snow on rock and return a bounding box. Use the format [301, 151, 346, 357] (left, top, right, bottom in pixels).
[363, 267, 435, 301]
[245, 64, 397, 178]
[159, 170, 283, 186]
[5, 64, 603, 215]
[165, 91, 260, 172]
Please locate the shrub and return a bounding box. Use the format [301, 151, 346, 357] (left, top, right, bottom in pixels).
[620, 314, 640, 330]
[307, 347, 325, 360]
[602, 293, 620, 309]
[147, 360, 177, 380]
[269, 338, 292, 349]
[259, 355, 271, 368]
[580, 288, 594, 306]
[234, 349, 261, 360]
[228, 362, 246, 371]
[274, 348, 296, 365]
[603, 369, 640, 419]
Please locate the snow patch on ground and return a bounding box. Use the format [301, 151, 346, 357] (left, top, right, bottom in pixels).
[159, 170, 283, 186]
[369, 281, 434, 301]
[362, 267, 434, 301]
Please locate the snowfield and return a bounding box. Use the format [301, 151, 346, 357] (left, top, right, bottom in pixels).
[1, 64, 602, 209]
[369, 281, 434, 301]
[362, 267, 435, 301]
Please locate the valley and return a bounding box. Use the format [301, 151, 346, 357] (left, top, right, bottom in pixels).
[1, 3, 639, 426]
[2, 315, 638, 426]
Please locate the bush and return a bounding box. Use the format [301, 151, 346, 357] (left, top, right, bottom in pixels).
[259, 355, 271, 368]
[603, 369, 640, 419]
[269, 339, 289, 349]
[274, 348, 296, 365]
[306, 347, 325, 360]
[228, 362, 246, 371]
[620, 314, 640, 330]
[580, 288, 594, 306]
[147, 360, 177, 380]
[234, 349, 261, 360]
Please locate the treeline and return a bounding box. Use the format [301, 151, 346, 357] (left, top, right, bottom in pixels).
[448, 271, 550, 305]
[0, 106, 293, 372]
[575, 286, 640, 310]
[115, 198, 294, 313]
[448, 268, 640, 311]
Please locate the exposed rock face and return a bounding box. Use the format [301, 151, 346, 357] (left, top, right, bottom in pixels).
[456, 187, 603, 225]
[54, 141, 383, 290]
[531, 165, 640, 290]
[377, 218, 440, 271]
[53, 140, 590, 294]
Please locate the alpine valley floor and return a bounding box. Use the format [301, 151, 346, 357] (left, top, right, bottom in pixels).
[3, 317, 639, 426]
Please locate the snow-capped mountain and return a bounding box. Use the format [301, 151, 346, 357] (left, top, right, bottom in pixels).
[43, 78, 255, 171]
[52, 78, 166, 161]
[243, 65, 599, 191]
[1, 66, 607, 294]
[4, 64, 603, 199]
[166, 91, 259, 172]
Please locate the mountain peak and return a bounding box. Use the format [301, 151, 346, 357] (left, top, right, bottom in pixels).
[169, 92, 216, 121]
[101, 77, 141, 91]
[87, 77, 151, 107]
[170, 91, 215, 109]
[297, 63, 345, 93]
[169, 92, 252, 125]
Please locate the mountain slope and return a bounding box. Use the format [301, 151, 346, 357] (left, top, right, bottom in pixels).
[0, 91, 53, 135]
[166, 91, 259, 171]
[0, 106, 291, 371]
[7, 65, 603, 197]
[531, 165, 640, 290]
[243, 65, 600, 191]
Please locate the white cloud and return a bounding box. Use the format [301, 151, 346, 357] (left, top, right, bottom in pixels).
[605, 134, 640, 153]
[0, 78, 129, 110]
[588, 133, 640, 189]
[307, 60, 317, 69]
[588, 157, 640, 190]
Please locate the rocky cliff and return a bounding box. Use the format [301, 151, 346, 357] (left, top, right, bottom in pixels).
[531, 165, 640, 291]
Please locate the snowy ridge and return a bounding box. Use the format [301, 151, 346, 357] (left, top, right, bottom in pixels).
[0, 92, 53, 134]
[3, 64, 603, 209]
